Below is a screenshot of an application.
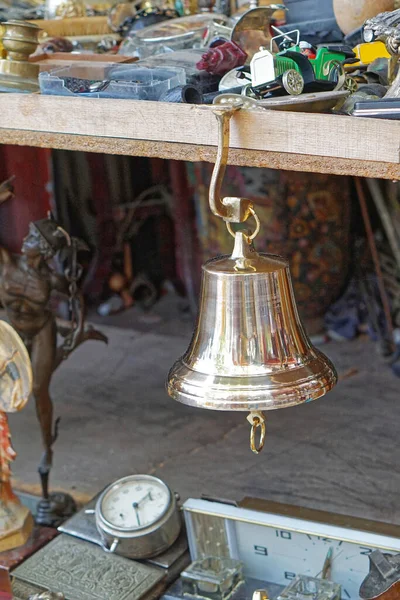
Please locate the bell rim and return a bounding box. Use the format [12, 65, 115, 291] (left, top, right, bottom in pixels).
[167, 354, 338, 411]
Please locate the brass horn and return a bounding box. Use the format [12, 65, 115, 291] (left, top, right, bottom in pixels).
[167, 105, 337, 453]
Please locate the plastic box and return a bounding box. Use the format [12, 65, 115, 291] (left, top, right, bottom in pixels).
[137, 50, 220, 93]
[39, 63, 186, 100]
[119, 14, 229, 59]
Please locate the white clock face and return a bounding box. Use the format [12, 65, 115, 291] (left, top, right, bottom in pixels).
[101, 477, 170, 531]
[235, 521, 381, 600]
[183, 499, 400, 600]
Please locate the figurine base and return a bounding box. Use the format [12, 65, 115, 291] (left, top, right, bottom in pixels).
[0, 505, 34, 553]
[35, 493, 77, 528]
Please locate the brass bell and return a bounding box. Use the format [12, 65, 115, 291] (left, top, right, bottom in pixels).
[167, 229, 337, 448]
[168, 229, 336, 407]
[167, 105, 337, 453]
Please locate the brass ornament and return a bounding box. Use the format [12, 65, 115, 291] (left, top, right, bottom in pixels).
[167, 105, 337, 453]
[54, 0, 87, 18]
[0, 20, 41, 93]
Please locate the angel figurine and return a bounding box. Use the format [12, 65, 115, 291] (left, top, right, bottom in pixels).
[0, 320, 33, 552]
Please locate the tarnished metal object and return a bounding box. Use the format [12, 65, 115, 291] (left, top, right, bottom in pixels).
[360, 550, 400, 599]
[214, 90, 349, 112]
[0, 206, 107, 526]
[231, 4, 286, 61]
[364, 9, 400, 53]
[13, 535, 165, 600]
[363, 8, 400, 90]
[2, 20, 40, 57]
[0, 21, 41, 92]
[213, 93, 265, 110]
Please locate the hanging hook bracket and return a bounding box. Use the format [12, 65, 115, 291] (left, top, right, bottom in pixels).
[210, 104, 253, 224]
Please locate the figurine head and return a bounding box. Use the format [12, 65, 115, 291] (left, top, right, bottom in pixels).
[22, 218, 70, 260]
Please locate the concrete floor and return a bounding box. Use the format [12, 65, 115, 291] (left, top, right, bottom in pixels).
[8, 305, 400, 526]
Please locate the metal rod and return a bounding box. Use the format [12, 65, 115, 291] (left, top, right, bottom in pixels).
[366, 178, 400, 272]
[355, 177, 395, 350]
[210, 106, 253, 223]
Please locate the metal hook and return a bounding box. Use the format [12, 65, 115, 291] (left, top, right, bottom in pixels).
[210, 105, 253, 224]
[247, 411, 266, 454]
[226, 206, 261, 241]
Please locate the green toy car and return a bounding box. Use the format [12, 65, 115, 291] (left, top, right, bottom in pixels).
[239, 30, 356, 98]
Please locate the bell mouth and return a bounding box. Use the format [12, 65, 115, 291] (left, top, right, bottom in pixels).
[167, 351, 337, 411]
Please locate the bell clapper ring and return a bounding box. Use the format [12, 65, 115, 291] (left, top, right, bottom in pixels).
[247, 411, 266, 454]
[226, 206, 261, 243]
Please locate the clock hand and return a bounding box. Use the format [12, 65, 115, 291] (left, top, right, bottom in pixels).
[321, 547, 333, 580]
[137, 491, 153, 506]
[132, 491, 153, 526]
[316, 548, 344, 579]
[132, 502, 141, 526]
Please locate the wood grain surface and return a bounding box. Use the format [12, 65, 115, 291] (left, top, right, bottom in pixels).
[0, 95, 398, 178]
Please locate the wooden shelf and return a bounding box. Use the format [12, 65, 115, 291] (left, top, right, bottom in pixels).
[0, 94, 399, 179]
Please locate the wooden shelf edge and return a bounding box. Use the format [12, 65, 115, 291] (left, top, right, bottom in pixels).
[0, 128, 399, 179]
[0, 95, 399, 170]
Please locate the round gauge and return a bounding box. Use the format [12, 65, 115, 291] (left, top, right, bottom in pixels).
[101, 476, 171, 530]
[95, 474, 181, 559]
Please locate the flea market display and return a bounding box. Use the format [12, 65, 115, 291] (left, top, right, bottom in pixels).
[1, 1, 400, 115]
[1, 1, 400, 600]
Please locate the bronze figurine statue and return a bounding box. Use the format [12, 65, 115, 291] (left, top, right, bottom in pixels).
[0, 204, 107, 526]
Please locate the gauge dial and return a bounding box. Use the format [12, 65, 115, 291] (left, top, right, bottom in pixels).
[100, 476, 171, 531]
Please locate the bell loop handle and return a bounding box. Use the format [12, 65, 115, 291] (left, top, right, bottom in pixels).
[226, 206, 261, 242]
[247, 411, 266, 454]
[211, 105, 253, 225]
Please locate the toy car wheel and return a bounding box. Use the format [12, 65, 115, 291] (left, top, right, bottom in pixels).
[344, 76, 358, 93]
[282, 69, 304, 95]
